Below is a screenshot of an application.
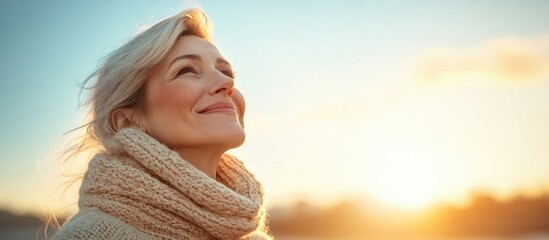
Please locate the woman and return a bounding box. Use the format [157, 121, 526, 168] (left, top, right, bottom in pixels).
[52, 8, 271, 240]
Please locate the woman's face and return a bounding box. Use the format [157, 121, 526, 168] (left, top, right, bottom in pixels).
[141, 35, 245, 153]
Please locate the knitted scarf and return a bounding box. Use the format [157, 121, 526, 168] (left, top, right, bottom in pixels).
[78, 127, 270, 239]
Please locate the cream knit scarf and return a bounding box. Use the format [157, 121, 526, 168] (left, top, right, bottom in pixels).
[79, 127, 271, 239]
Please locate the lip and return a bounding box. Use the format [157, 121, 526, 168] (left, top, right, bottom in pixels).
[198, 101, 237, 114]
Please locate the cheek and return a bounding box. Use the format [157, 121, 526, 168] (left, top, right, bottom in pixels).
[150, 83, 200, 111]
[146, 82, 201, 125]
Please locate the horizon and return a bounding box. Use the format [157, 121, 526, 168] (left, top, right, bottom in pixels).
[2, 191, 549, 239]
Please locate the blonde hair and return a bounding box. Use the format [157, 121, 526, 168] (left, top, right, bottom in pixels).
[80, 8, 212, 154]
[47, 8, 213, 234]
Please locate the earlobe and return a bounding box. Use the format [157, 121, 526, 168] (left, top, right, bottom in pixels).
[111, 108, 137, 132]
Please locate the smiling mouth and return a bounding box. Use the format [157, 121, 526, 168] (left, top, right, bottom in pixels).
[198, 101, 237, 114]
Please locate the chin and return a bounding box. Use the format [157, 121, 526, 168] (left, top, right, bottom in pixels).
[225, 130, 246, 149]
[213, 125, 245, 150]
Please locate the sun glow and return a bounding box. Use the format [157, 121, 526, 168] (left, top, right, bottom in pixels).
[370, 146, 441, 210]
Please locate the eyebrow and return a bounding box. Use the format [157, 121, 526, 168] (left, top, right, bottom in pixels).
[168, 54, 232, 70]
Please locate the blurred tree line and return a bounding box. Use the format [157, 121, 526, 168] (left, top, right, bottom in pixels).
[268, 192, 549, 239]
[1, 191, 548, 239]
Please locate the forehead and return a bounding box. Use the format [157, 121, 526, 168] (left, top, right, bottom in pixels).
[166, 35, 223, 61]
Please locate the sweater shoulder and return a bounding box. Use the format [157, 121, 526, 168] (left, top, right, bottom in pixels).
[52, 207, 157, 240]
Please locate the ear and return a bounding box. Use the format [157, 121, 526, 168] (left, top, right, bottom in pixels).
[111, 107, 137, 131]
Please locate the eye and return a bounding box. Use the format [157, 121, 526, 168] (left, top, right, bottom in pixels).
[176, 66, 198, 77]
[220, 69, 236, 79]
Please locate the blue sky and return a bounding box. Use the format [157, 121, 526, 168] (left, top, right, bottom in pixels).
[1, 1, 549, 214]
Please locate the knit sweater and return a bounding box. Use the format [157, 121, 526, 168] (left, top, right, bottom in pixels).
[53, 127, 271, 240]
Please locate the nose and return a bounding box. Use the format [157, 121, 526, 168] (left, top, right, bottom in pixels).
[210, 70, 235, 97]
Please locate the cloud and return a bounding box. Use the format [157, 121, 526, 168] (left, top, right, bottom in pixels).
[415, 35, 549, 84]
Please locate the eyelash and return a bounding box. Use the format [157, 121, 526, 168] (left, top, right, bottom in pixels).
[221, 69, 236, 79]
[176, 66, 198, 77]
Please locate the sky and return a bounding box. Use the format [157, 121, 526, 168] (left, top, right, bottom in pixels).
[1, 0, 549, 215]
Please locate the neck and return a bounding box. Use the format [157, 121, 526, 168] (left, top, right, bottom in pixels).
[173, 147, 225, 179]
